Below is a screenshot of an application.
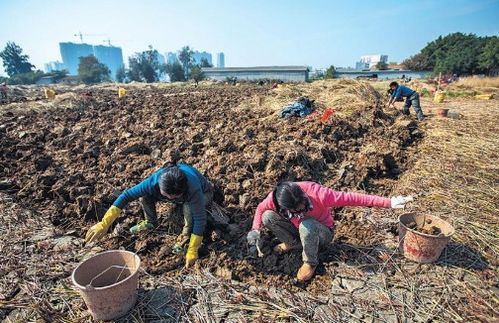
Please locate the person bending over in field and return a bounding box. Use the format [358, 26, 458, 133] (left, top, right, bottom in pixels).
[247, 181, 413, 282]
[85, 163, 216, 268]
[387, 81, 424, 121]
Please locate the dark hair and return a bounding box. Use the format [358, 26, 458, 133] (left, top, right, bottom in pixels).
[272, 182, 306, 212]
[159, 166, 188, 196]
[389, 81, 399, 88]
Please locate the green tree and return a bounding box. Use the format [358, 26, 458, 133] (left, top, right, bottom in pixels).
[403, 32, 491, 75]
[375, 61, 388, 70]
[310, 69, 324, 81]
[164, 62, 186, 82]
[49, 69, 69, 83]
[478, 37, 499, 73]
[178, 46, 193, 78]
[200, 58, 212, 68]
[127, 59, 141, 82]
[190, 65, 205, 84]
[402, 53, 432, 71]
[127, 46, 161, 83]
[0, 42, 35, 77]
[77, 55, 110, 84]
[116, 65, 127, 83]
[324, 65, 335, 79]
[9, 70, 44, 85]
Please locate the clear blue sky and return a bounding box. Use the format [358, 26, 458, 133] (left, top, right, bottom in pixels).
[0, 0, 498, 75]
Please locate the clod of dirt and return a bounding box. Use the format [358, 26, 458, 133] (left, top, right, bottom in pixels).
[407, 221, 442, 236]
[215, 267, 233, 280]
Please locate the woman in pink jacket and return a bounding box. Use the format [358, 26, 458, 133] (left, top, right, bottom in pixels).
[246, 181, 413, 282]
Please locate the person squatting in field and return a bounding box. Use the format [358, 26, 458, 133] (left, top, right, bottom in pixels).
[247, 181, 413, 282]
[85, 163, 217, 268]
[387, 81, 424, 121]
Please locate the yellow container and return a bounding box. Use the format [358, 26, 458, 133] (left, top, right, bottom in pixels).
[433, 91, 446, 103]
[118, 87, 126, 98]
[475, 94, 494, 100]
[44, 88, 56, 99]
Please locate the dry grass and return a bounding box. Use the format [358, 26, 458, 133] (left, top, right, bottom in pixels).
[447, 77, 499, 95]
[388, 97, 499, 320]
[181, 269, 320, 322]
[237, 79, 383, 118]
[396, 98, 499, 263]
[452, 76, 499, 89]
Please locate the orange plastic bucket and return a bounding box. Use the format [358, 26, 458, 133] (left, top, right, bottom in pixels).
[71, 250, 141, 320]
[436, 108, 449, 117]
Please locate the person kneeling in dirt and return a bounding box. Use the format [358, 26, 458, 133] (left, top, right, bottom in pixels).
[246, 182, 413, 282]
[387, 81, 424, 121]
[85, 163, 216, 267]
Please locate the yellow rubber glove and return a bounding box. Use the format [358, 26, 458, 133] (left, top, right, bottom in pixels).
[85, 206, 121, 243]
[185, 234, 203, 268]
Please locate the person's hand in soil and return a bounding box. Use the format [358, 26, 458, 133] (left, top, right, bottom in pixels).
[85, 206, 121, 243]
[172, 234, 190, 254]
[390, 196, 414, 209]
[246, 229, 260, 245]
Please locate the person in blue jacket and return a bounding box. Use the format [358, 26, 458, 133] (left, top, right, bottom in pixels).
[387, 81, 424, 121]
[85, 163, 214, 267]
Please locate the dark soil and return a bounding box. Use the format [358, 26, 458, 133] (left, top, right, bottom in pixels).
[407, 220, 442, 235]
[0, 83, 421, 294]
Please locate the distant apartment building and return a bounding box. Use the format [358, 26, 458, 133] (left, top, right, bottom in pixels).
[44, 61, 66, 73]
[59, 42, 93, 75]
[216, 52, 225, 68]
[59, 42, 124, 80]
[192, 51, 212, 66]
[93, 45, 124, 80]
[166, 52, 178, 65]
[355, 54, 388, 69]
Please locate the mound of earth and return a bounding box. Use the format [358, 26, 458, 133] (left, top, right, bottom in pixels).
[0, 82, 421, 292]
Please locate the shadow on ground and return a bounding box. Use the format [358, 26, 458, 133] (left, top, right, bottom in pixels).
[436, 241, 489, 270]
[116, 286, 190, 323]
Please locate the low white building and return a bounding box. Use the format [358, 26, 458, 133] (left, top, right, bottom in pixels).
[202, 66, 309, 82]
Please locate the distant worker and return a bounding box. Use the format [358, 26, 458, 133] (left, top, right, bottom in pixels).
[85, 163, 217, 268]
[0, 82, 7, 101]
[246, 182, 413, 282]
[387, 81, 424, 121]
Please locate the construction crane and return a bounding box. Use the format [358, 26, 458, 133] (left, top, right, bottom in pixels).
[102, 38, 131, 46]
[73, 32, 105, 43]
[103, 38, 114, 46]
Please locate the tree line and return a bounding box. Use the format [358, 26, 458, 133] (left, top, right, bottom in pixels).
[118, 45, 211, 84]
[0, 42, 211, 85]
[403, 32, 498, 75]
[2, 32, 497, 84]
[0, 42, 69, 85]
